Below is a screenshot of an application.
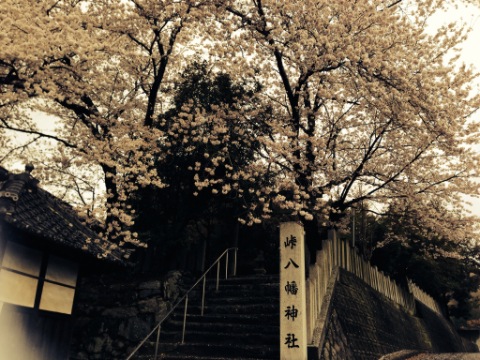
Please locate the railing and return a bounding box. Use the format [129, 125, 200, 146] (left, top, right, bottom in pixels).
[125, 247, 238, 360]
[408, 279, 443, 315]
[306, 230, 418, 343]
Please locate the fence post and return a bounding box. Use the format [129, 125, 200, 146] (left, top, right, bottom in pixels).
[306, 278, 312, 344]
[354, 251, 359, 278]
[326, 240, 332, 276]
[347, 244, 351, 272]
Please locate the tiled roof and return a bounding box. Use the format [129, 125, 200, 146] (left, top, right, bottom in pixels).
[0, 166, 129, 265]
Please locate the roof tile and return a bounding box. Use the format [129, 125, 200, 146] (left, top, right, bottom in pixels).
[0, 166, 129, 265]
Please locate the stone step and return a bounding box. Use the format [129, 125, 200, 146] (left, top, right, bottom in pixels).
[135, 275, 281, 360]
[195, 295, 279, 306]
[158, 354, 278, 360]
[164, 319, 279, 335]
[187, 283, 279, 298]
[206, 275, 279, 285]
[173, 302, 280, 315]
[190, 275, 279, 288]
[176, 295, 277, 310]
[136, 354, 274, 360]
[171, 313, 278, 325]
[143, 342, 279, 359]
[158, 329, 278, 345]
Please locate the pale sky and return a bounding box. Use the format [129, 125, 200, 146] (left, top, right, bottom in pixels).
[434, 4, 480, 70]
[437, 3, 480, 216]
[454, 4, 478, 56]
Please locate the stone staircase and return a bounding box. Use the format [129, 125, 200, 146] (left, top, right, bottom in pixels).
[134, 275, 280, 360]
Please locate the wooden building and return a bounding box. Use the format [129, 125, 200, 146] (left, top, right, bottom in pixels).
[0, 165, 128, 360]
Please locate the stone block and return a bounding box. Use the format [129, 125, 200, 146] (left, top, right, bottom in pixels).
[137, 298, 161, 314]
[138, 280, 162, 290]
[138, 288, 162, 299]
[102, 306, 138, 318]
[117, 316, 152, 342]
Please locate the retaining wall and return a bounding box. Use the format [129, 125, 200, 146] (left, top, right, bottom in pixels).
[313, 269, 475, 360]
[68, 271, 185, 360]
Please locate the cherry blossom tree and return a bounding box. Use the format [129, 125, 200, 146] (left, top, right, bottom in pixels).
[1, 0, 213, 245]
[132, 61, 272, 270]
[214, 0, 480, 238]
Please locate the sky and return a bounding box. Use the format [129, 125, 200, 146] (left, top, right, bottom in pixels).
[433, 3, 480, 216]
[441, 4, 480, 68]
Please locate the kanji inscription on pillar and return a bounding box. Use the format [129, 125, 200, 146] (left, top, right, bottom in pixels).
[280, 222, 307, 360]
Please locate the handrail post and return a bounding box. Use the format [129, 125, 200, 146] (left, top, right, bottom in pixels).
[216, 260, 220, 291]
[225, 251, 229, 279]
[154, 325, 161, 360]
[233, 248, 237, 277]
[182, 295, 188, 344]
[201, 276, 206, 316]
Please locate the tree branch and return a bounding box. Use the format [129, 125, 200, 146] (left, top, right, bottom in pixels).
[0, 118, 76, 148]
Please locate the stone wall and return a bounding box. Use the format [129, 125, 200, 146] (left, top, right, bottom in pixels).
[320, 308, 355, 360]
[69, 271, 186, 360]
[316, 269, 477, 360]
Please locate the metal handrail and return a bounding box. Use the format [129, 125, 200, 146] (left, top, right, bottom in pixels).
[125, 247, 238, 360]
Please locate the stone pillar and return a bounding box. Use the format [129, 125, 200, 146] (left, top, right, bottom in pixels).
[280, 222, 307, 360]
